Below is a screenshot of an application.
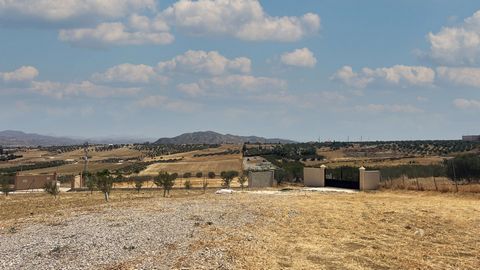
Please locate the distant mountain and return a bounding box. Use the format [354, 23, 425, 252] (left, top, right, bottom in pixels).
[154, 131, 295, 145]
[0, 130, 154, 146]
[0, 130, 81, 146]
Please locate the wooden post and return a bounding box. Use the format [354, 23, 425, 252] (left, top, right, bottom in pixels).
[433, 176, 438, 191]
[452, 160, 458, 193]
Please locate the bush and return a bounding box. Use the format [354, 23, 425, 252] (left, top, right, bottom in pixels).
[44, 181, 60, 199]
[220, 171, 239, 188]
[196, 172, 203, 178]
[154, 172, 177, 197]
[238, 175, 248, 190]
[96, 170, 113, 202]
[183, 172, 192, 178]
[184, 179, 192, 190]
[1, 178, 11, 196]
[445, 154, 480, 183]
[208, 172, 216, 179]
[133, 177, 144, 193]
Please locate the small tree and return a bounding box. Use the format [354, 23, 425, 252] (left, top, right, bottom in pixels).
[274, 169, 287, 185]
[183, 172, 192, 179]
[134, 177, 143, 193]
[184, 179, 192, 190]
[238, 174, 248, 191]
[96, 170, 113, 202]
[208, 172, 216, 179]
[221, 171, 239, 189]
[196, 172, 203, 178]
[154, 172, 177, 197]
[85, 173, 96, 194]
[1, 177, 11, 196]
[44, 181, 60, 199]
[202, 178, 208, 193]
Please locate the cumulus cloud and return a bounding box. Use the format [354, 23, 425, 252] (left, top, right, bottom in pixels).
[158, 50, 251, 75]
[355, 104, 423, 113]
[30, 80, 141, 99]
[134, 95, 201, 112]
[59, 21, 174, 48]
[0, 66, 39, 82]
[453, 98, 480, 110]
[280, 48, 317, 68]
[175, 75, 287, 97]
[92, 63, 168, 84]
[332, 65, 435, 88]
[162, 0, 320, 42]
[436, 66, 480, 88]
[0, 0, 156, 25]
[427, 10, 480, 65]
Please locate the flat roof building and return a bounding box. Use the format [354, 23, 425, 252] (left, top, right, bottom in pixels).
[462, 135, 480, 142]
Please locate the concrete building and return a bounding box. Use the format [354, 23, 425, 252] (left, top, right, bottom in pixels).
[462, 135, 480, 142]
[14, 172, 57, 190]
[303, 166, 380, 191]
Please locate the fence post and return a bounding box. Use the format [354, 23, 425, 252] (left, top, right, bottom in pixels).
[320, 165, 326, 187]
[359, 166, 365, 191]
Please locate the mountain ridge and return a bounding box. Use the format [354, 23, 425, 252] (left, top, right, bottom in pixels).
[154, 131, 295, 145]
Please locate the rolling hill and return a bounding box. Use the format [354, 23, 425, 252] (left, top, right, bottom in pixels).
[154, 131, 294, 145]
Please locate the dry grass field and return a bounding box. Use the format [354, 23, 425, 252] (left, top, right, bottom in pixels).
[1, 189, 478, 269]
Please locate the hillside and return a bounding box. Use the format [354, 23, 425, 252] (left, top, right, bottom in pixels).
[154, 131, 294, 145]
[0, 130, 80, 146]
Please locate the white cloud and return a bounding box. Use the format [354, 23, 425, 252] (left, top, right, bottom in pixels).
[436, 66, 480, 87]
[427, 10, 480, 65]
[92, 63, 168, 84]
[30, 80, 141, 99]
[134, 95, 201, 112]
[355, 104, 423, 113]
[0, 66, 39, 82]
[59, 21, 174, 48]
[453, 98, 480, 110]
[162, 0, 320, 42]
[200, 75, 287, 92]
[177, 83, 204, 97]
[280, 48, 317, 68]
[158, 50, 251, 75]
[0, 0, 156, 25]
[332, 65, 435, 88]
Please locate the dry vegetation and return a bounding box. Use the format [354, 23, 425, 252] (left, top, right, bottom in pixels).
[1, 190, 479, 269]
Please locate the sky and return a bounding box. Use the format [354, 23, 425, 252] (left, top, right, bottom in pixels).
[1, 0, 480, 142]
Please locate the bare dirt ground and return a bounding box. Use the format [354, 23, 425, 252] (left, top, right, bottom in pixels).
[1, 190, 479, 269]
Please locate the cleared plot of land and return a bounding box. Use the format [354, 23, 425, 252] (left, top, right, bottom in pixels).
[140, 158, 242, 176]
[0, 190, 478, 269]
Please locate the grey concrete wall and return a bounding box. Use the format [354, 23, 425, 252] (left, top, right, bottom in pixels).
[304, 167, 325, 187]
[248, 171, 274, 188]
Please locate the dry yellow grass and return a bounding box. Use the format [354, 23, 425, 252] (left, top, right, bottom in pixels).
[1, 190, 478, 269]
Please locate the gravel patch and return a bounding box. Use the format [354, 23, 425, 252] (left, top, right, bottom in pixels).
[0, 196, 258, 269]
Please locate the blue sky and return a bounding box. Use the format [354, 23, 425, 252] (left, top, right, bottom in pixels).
[1, 0, 480, 142]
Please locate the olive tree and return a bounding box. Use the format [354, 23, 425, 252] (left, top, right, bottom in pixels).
[44, 181, 60, 199]
[154, 172, 177, 197]
[238, 174, 248, 191]
[96, 170, 113, 202]
[220, 171, 239, 189]
[1, 177, 11, 196]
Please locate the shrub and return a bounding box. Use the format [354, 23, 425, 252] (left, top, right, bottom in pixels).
[134, 177, 143, 193]
[238, 175, 248, 190]
[183, 172, 192, 178]
[44, 181, 60, 199]
[96, 170, 114, 202]
[184, 179, 192, 190]
[221, 171, 239, 189]
[208, 172, 216, 179]
[196, 172, 203, 178]
[154, 172, 177, 197]
[1, 178, 11, 196]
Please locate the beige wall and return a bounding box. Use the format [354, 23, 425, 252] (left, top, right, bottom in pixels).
[304, 167, 325, 187]
[15, 173, 57, 190]
[360, 170, 380, 190]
